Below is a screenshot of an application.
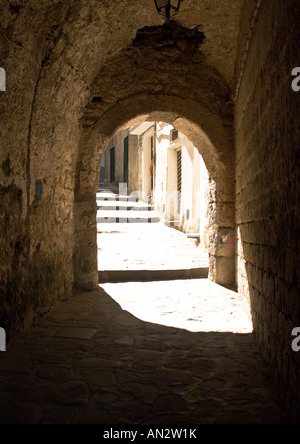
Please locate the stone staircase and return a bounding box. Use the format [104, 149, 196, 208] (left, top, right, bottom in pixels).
[96, 189, 160, 224]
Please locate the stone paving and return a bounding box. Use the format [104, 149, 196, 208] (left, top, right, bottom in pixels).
[97, 223, 209, 271]
[0, 289, 287, 424]
[0, 222, 288, 424]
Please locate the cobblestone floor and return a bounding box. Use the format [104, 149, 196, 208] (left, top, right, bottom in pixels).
[0, 223, 288, 424]
[0, 289, 287, 424]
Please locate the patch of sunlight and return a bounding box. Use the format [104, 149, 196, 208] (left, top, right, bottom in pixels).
[100, 279, 253, 333]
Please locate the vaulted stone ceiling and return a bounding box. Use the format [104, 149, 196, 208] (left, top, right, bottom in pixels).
[0, 0, 243, 90]
[0, 0, 244, 231]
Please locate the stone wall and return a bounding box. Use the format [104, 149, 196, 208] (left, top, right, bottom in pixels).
[0, 0, 158, 335]
[235, 0, 300, 420]
[0, 0, 80, 336]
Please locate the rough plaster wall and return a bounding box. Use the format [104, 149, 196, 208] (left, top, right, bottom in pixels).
[0, 0, 159, 334]
[0, 0, 79, 334]
[128, 135, 141, 195]
[235, 0, 300, 420]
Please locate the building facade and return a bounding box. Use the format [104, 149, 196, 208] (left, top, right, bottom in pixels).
[102, 128, 141, 195]
[154, 123, 210, 243]
[102, 122, 210, 245]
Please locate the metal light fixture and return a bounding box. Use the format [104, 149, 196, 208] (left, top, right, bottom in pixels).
[154, 0, 182, 21]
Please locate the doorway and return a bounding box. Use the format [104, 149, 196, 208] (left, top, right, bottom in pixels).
[110, 147, 115, 183]
[123, 136, 129, 185]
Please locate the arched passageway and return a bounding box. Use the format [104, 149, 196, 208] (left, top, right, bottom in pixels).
[0, 0, 239, 333]
[95, 121, 245, 333]
[73, 22, 235, 292]
[1, 0, 299, 423]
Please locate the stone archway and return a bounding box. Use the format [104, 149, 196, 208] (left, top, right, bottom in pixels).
[74, 23, 235, 290]
[1, 7, 240, 332]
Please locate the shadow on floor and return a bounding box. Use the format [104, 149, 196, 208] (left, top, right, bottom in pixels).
[98, 268, 209, 283]
[0, 288, 287, 424]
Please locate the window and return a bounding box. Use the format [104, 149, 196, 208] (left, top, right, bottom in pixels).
[177, 149, 182, 214]
[170, 129, 179, 142]
[123, 136, 129, 184]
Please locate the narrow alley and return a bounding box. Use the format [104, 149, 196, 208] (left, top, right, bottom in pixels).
[1, 0, 299, 425]
[96, 189, 250, 334]
[0, 287, 286, 424]
[0, 199, 286, 424]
